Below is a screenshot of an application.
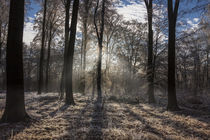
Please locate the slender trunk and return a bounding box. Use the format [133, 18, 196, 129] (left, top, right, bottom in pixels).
[38, 0, 47, 94]
[207, 49, 209, 88]
[60, 69, 64, 99]
[105, 35, 109, 75]
[0, 22, 2, 89]
[45, 24, 53, 92]
[81, 35, 83, 73]
[82, 21, 87, 93]
[97, 43, 102, 98]
[153, 32, 158, 89]
[0, 22, 2, 66]
[83, 0, 90, 74]
[129, 50, 133, 79]
[197, 52, 201, 91]
[176, 63, 179, 89]
[1, 0, 30, 122]
[65, 0, 79, 105]
[183, 57, 187, 89]
[94, 0, 105, 100]
[145, 0, 155, 103]
[92, 73, 96, 99]
[193, 55, 197, 95]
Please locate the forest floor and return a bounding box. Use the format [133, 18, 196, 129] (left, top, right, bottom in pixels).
[0, 91, 210, 140]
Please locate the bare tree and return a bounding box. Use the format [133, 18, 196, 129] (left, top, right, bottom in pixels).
[38, 0, 47, 94]
[94, 0, 105, 99]
[144, 0, 155, 103]
[64, 0, 80, 105]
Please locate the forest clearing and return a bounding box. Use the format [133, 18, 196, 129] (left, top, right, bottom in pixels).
[0, 0, 210, 139]
[0, 92, 210, 139]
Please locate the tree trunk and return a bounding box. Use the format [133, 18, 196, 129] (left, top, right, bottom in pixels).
[82, 20, 87, 93]
[207, 49, 209, 88]
[145, 0, 155, 103]
[168, 21, 179, 110]
[167, 0, 180, 111]
[65, 0, 79, 105]
[80, 35, 83, 74]
[1, 0, 30, 122]
[0, 22, 2, 89]
[153, 31, 159, 86]
[97, 43, 102, 98]
[45, 24, 53, 92]
[38, 0, 47, 95]
[193, 55, 197, 95]
[0, 22, 2, 66]
[60, 0, 71, 99]
[94, 0, 105, 100]
[183, 58, 187, 89]
[105, 35, 109, 75]
[81, 0, 90, 94]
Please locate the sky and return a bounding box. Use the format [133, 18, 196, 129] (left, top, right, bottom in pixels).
[23, 0, 204, 45]
[23, 0, 40, 45]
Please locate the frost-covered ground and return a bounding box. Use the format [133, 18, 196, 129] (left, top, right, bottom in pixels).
[0, 92, 210, 140]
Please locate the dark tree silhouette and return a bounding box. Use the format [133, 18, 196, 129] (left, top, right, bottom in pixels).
[94, 0, 105, 99]
[1, 0, 30, 122]
[64, 0, 79, 105]
[60, 0, 72, 99]
[38, 0, 47, 95]
[167, 0, 180, 111]
[144, 0, 155, 103]
[0, 22, 2, 67]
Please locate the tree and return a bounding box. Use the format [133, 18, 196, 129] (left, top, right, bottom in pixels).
[104, 10, 121, 76]
[1, 0, 30, 122]
[167, 0, 180, 111]
[38, 0, 47, 94]
[115, 21, 147, 94]
[60, 0, 72, 98]
[80, 0, 92, 94]
[0, 19, 1, 70]
[144, 0, 155, 103]
[45, 0, 63, 92]
[64, 0, 80, 105]
[94, 0, 105, 99]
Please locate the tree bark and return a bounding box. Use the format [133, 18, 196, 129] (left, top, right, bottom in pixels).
[1, 0, 30, 122]
[97, 43, 103, 98]
[207, 49, 209, 88]
[0, 22, 2, 87]
[45, 23, 53, 92]
[82, 18, 88, 93]
[65, 0, 79, 105]
[144, 0, 155, 103]
[38, 0, 47, 94]
[60, 0, 71, 98]
[94, 0, 105, 100]
[0, 22, 2, 66]
[167, 0, 180, 111]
